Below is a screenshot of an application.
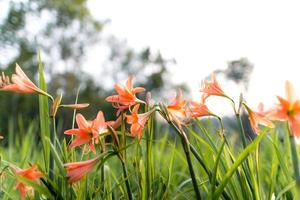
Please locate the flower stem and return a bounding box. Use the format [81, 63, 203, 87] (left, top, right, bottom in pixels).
[49, 115, 56, 180]
[289, 135, 300, 197]
[235, 114, 247, 148]
[180, 135, 201, 200]
[121, 159, 133, 200]
[168, 121, 201, 200]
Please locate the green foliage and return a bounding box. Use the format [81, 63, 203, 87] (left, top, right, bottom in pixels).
[0, 109, 299, 199]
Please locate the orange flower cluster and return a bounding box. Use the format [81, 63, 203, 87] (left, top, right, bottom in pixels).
[106, 76, 145, 116]
[64, 111, 114, 153]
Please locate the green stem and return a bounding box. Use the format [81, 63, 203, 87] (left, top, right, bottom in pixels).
[190, 144, 211, 177]
[49, 116, 56, 180]
[180, 135, 201, 200]
[121, 159, 133, 200]
[146, 111, 154, 199]
[289, 135, 300, 197]
[169, 121, 201, 199]
[235, 114, 247, 148]
[99, 138, 105, 196]
[145, 127, 151, 199]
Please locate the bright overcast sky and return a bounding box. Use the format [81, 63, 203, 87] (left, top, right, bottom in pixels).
[87, 0, 300, 113]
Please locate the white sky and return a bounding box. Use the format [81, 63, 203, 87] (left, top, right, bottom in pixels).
[2, 1, 300, 115]
[88, 0, 300, 114]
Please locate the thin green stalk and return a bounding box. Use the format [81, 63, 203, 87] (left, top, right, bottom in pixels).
[49, 116, 56, 180]
[235, 114, 247, 148]
[121, 112, 126, 160]
[289, 135, 300, 197]
[169, 122, 201, 200]
[145, 112, 154, 199]
[121, 159, 133, 200]
[190, 144, 211, 177]
[71, 87, 81, 162]
[135, 137, 143, 199]
[180, 135, 201, 200]
[99, 138, 106, 197]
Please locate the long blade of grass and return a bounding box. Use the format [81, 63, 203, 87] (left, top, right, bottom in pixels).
[213, 129, 268, 199]
[38, 52, 51, 173]
[210, 140, 225, 198]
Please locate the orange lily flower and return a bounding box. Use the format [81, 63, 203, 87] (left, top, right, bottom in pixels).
[106, 76, 145, 115]
[273, 81, 300, 138]
[244, 103, 274, 134]
[64, 156, 100, 184]
[187, 100, 213, 118]
[14, 164, 44, 200]
[200, 74, 228, 101]
[64, 111, 110, 153]
[126, 104, 153, 137]
[0, 64, 49, 97]
[167, 90, 187, 127]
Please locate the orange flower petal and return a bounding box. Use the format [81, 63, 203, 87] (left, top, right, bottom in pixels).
[61, 103, 89, 109]
[76, 114, 90, 131]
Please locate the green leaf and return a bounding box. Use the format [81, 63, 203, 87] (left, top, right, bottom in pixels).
[213, 129, 268, 199]
[46, 138, 65, 176]
[210, 140, 225, 198]
[38, 52, 51, 172]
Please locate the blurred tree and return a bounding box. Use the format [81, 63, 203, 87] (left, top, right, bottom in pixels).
[214, 57, 254, 90]
[0, 0, 184, 135]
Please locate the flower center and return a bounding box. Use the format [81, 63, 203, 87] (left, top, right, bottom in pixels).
[287, 109, 295, 117]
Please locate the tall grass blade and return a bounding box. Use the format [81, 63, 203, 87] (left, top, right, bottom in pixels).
[213, 129, 268, 199]
[38, 52, 51, 174]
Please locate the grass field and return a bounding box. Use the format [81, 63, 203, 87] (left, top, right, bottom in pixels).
[0, 60, 299, 199]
